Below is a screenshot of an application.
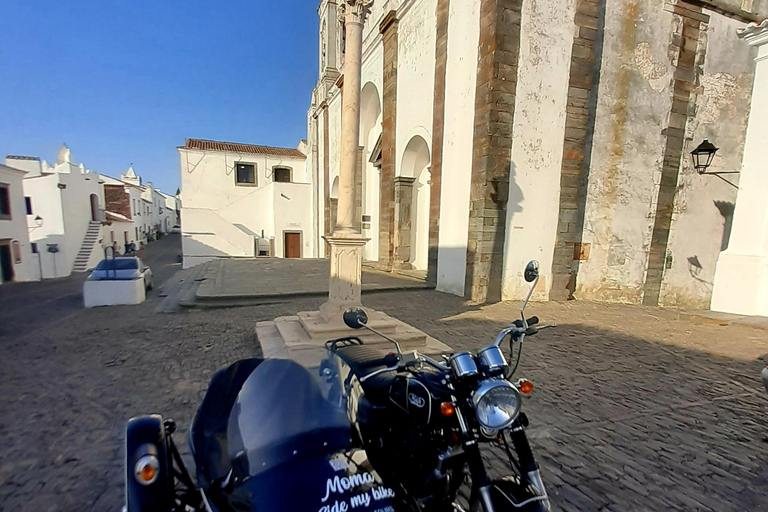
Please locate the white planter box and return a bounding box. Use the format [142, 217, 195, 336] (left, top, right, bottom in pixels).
[83, 278, 146, 308]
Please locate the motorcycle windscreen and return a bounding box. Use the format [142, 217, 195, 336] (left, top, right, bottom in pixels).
[216, 449, 398, 512]
[227, 358, 352, 480]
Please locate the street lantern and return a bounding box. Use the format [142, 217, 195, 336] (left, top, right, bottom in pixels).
[691, 139, 719, 174]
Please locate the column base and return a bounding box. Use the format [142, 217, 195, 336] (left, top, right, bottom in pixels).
[710, 251, 768, 316]
[256, 309, 452, 367]
[320, 232, 369, 321]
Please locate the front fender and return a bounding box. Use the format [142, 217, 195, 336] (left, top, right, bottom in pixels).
[125, 415, 172, 512]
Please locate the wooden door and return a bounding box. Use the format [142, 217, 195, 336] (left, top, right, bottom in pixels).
[0, 240, 14, 283]
[284, 232, 301, 259]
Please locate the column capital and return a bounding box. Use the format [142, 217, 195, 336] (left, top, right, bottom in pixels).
[338, 0, 373, 25]
[738, 19, 768, 48]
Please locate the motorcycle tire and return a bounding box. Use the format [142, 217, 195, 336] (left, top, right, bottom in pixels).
[469, 477, 547, 512]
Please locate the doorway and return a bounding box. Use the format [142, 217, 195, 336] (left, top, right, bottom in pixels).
[284, 232, 302, 259]
[90, 194, 100, 222]
[0, 240, 14, 284]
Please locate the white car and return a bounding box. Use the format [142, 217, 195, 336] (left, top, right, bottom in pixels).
[88, 257, 153, 290]
[170, 225, 181, 234]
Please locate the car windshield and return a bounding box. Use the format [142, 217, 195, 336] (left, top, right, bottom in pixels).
[227, 358, 350, 478]
[95, 259, 138, 271]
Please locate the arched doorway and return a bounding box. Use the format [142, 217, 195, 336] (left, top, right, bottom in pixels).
[400, 136, 431, 271]
[90, 194, 100, 222]
[360, 82, 382, 261]
[330, 176, 339, 232]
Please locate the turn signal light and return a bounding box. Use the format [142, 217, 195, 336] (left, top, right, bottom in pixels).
[440, 402, 456, 417]
[517, 379, 534, 395]
[135, 455, 160, 485]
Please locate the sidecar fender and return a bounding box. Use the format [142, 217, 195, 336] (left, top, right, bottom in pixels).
[125, 415, 173, 512]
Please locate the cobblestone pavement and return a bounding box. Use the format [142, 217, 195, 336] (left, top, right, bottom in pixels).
[1, 247, 767, 511]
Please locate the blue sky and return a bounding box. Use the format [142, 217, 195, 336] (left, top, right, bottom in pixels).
[0, 0, 318, 194]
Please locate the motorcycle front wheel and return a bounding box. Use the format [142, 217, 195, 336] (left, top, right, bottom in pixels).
[469, 477, 547, 512]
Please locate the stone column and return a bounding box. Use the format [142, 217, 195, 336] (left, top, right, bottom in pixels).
[320, 0, 372, 321]
[394, 176, 416, 267]
[710, 22, 768, 316]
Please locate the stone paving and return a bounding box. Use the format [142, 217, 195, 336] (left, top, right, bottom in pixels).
[193, 258, 430, 306]
[0, 244, 767, 511]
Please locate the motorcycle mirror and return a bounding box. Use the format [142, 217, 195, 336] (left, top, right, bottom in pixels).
[343, 307, 369, 329]
[521, 260, 541, 325]
[524, 260, 540, 283]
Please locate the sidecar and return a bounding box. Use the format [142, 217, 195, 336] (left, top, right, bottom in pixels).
[125, 357, 399, 512]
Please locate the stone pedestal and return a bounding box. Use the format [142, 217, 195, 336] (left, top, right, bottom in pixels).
[711, 23, 768, 316]
[319, 233, 368, 321]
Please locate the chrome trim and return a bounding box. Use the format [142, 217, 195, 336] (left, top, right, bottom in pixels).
[450, 352, 478, 378]
[477, 345, 507, 372]
[472, 380, 521, 430]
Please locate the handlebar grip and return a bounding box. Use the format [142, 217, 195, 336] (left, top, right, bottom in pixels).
[527, 316, 540, 327]
[357, 353, 399, 369]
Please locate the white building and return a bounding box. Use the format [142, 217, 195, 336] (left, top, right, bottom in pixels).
[178, 138, 314, 268]
[306, 0, 766, 310]
[6, 146, 105, 279]
[0, 164, 38, 283]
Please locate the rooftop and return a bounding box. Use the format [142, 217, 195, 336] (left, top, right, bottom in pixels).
[181, 138, 305, 159]
[6, 155, 39, 161]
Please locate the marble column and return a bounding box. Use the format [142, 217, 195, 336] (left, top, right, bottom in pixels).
[710, 21, 768, 316]
[320, 0, 373, 321]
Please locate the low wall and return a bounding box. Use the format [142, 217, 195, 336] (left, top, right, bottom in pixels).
[83, 278, 146, 308]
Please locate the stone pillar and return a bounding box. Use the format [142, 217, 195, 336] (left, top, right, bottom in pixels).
[465, 0, 523, 304]
[320, 0, 372, 321]
[711, 22, 768, 316]
[394, 176, 416, 268]
[428, 0, 450, 287]
[378, 11, 398, 271]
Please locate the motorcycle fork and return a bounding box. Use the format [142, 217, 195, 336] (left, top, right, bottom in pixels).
[508, 422, 549, 508]
[464, 441, 496, 512]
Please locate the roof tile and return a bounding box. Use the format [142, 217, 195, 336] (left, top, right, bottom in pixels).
[183, 138, 305, 158]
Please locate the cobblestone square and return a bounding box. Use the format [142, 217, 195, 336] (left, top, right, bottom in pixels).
[0, 238, 766, 511]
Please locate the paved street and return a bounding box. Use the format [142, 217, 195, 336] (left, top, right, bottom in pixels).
[0, 236, 767, 511]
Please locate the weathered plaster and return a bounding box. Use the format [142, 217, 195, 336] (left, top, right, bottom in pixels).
[661, 11, 752, 309]
[501, 0, 577, 301]
[576, 0, 676, 303]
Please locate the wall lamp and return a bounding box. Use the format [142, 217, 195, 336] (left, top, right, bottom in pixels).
[691, 139, 740, 189]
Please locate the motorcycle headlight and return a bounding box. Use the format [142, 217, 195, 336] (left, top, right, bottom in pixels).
[472, 380, 521, 430]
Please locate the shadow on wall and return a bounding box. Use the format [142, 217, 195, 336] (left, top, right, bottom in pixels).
[714, 200, 735, 252]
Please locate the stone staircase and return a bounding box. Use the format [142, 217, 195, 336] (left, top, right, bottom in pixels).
[72, 221, 101, 272]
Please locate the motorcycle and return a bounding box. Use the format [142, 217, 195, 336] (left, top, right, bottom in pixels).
[123, 260, 551, 512]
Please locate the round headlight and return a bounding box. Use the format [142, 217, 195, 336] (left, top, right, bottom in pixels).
[472, 380, 521, 430]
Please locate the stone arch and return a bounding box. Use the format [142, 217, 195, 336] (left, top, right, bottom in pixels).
[398, 136, 431, 271]
[360, 82, 382, 261]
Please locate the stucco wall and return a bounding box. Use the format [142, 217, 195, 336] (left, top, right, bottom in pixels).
[576, 0, 676, 303]
[660, 11, 753, 308]
[435, 0, 481, 295]
[0, 165, 38, 282]
[501, 0, 577, 301]
[180, 147, 314, 266]
[395, 0, 436, 176]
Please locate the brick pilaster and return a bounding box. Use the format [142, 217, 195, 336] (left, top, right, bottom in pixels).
[427, 0, 450, 287]
[465, 0, 523, 304]
[378, 11, 398, 271]
[643, 1, 709, 306]
[550, 0, 605, 300]
[323, 104, 331, 257]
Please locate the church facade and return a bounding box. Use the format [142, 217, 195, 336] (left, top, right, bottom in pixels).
[306, 0, 767, 308]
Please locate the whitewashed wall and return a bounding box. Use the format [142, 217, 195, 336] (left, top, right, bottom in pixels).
[435, 0, 481, 295]
[179, 147, 314, 268]
[0, 165, 38, 282]
[501, 0, 577, 301]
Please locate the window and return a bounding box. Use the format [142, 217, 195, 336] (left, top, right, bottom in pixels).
[236, 163, 256, 185]
[0, 184, 10, 220]
[25, 197, 32, 215]
[31, 243, 38, 254]
[273, 167, 292, 183]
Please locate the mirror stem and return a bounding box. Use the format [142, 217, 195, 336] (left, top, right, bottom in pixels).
[360, 323, 403, 357]
[521, 274, 540, 329]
